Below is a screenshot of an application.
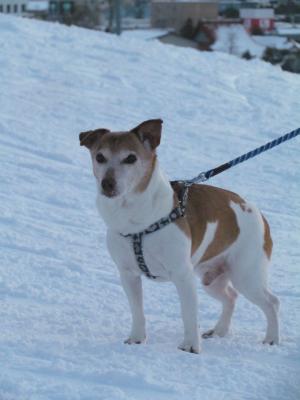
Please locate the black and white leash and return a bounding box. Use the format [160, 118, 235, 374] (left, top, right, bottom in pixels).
[122, 127, 300, 280]
[185, 126, 300, 186]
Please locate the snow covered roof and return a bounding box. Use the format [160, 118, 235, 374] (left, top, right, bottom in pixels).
[253, 35, 293, 50]
[240, 8, 274, 19]
[27, 0, 49, 12]
[277, 28, 300, 36]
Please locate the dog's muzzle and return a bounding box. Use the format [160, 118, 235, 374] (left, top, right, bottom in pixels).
[101, 177, 117, 198]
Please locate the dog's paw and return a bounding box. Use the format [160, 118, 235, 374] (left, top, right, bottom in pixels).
[262, 332, 279, 345]
[262, 337, 279, 346]
[178, 340, 200, 354]
[202, 329, 215, 339]
[124, 336, 146, 345]
[202, 325, 230, 338]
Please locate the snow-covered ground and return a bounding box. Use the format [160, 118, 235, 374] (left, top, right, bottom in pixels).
[1, 15, 300, 400]
[121, 28, 170, 41]
[212, 25, 265, 57]
[212, 25, 293, 57]
[253, 35, 293, 50]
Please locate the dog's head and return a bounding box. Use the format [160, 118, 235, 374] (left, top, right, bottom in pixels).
[79, 119, 162, 198]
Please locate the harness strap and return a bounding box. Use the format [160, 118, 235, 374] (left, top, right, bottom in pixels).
[121, 182, 189, 279]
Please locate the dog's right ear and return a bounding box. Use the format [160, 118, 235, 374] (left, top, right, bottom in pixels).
[79, 128, 110, 149]
[131, 119, 163, 151]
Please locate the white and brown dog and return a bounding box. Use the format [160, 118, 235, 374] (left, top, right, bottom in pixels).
[79, 119, 279, 353]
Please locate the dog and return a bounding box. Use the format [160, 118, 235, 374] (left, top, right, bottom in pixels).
[79, 119, 279, 353]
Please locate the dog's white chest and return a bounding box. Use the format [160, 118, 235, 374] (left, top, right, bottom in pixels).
[107, 224, 192, 282]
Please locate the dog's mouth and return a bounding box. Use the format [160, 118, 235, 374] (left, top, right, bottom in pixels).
[101, 189, 119, 198]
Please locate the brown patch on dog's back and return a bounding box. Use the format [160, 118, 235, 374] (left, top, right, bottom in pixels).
[173, 183, 245, 263]
[262, 214, 273, 259]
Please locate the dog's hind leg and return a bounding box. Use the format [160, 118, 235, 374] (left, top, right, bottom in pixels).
[201, 269, 238, 338]
[226, 203, 279, 344]
[229, 257, 280, 345]
[232, 279, 279, 345]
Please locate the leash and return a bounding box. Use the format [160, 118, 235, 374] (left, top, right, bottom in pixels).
[184, 127, 300, 186]
[122, 127, 300, 280]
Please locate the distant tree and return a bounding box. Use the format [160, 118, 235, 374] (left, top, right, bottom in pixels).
[251, 26, 264, 36]
[106, 0, 115, 32]
[134, 0, 144, 19]
[180, 18, 195, 40]
[263, 47, 275, 63]
[275, 1, 300, 15]
[193, 21, 215, 50]
[242, 50, 253, 60]
[282, 52, 300, 73]
[223, 6, 239, 19]
[61, 1, 101, 28]
[262, 45, 300, 73]
[263, 47, 290, 65]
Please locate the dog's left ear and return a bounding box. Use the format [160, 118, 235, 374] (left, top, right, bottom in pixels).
[131, 119, 163, 150]
[79, 128, 110, 149]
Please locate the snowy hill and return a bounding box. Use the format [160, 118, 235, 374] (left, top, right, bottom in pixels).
[1, 14, 300, 400]
[212, 25, 293, 58]
[212, 25, 264, 57]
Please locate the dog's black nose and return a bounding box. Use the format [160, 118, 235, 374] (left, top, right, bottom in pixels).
[101, 177, 115, 193]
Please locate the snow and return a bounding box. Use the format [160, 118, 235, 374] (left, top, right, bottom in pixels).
[240, 8, 274, 19]
[120, 17, 151, 31]
[277, 28, 300, 36]
[213, 25, 297, 57]
[253, 35, 293, 50]
[121, 29, 170, 41]
[212, 25, 265, 57]
[276, 22, 300, 28]
[1, 14, 300, 400]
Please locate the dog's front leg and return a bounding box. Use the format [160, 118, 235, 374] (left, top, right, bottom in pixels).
[120, 271, 146, 344]
[173, 271, 200, 354]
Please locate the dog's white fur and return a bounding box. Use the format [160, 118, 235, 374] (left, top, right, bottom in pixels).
[104, 161, 200, 351]
[80, 120, 280, 353]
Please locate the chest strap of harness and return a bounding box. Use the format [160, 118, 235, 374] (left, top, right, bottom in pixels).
[120, 181, 189, 279]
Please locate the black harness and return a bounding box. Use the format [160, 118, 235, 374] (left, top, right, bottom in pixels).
[120, 181, 190, 279]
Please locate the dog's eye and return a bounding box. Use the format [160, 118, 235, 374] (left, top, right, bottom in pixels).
[96, 153, 107, 164]
[122, 154, 137, 164]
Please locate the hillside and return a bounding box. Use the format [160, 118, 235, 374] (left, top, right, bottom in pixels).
[0, 15, 300, 400]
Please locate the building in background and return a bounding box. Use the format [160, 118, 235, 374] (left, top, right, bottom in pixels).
[0, 0, 29, 15]
[240, 8, 275, 33]
[48, 0, 74, 17]
[151, 0, 218, 31]
[27, 0, 49, 17]
[47, 0, 102, 27]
